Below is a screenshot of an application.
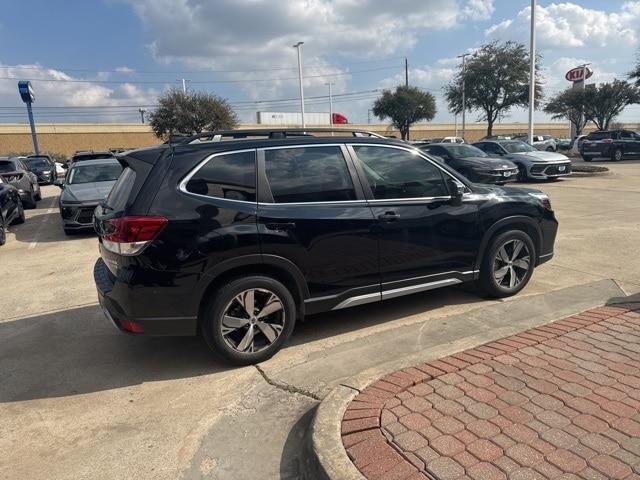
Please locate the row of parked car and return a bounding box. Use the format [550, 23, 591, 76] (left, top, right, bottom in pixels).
[0, 150, 124, 245]
[419, 139, 571, 184]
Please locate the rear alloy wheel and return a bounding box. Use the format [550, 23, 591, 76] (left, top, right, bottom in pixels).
[201, 276, 296, 365]
[612, 148, 623, 162]
[477, 230, 535, 298]
[0, 215, 5, 246]
[23, 191, 37, 209]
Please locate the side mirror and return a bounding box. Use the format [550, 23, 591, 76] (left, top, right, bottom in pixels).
[54, 179, 64, 189]
[447, 178, 465, 205]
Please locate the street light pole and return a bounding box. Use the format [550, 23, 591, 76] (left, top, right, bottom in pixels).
[528, 0, 537, 144]
[293, 41, 306, 128]
[325, 82, 334, 125]
[457, 53, 470, 141]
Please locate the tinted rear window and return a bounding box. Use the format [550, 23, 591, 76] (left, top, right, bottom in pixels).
[185, 150, 256, 202]
[73, 153, 115, 161]
[106, 167, 136, 211]
[264, 146, 356, 203]
[587, 132, 613, 140]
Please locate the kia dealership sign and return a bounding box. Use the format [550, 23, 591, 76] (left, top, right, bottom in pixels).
[565, 66, 593, 83]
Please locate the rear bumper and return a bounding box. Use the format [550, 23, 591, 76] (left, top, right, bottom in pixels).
[94, 258, 198, 336]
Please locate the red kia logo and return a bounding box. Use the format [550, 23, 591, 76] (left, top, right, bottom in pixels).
[565, 67, 593, 82]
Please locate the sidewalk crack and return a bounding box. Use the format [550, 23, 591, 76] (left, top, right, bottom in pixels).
[254, 365, 321, 400]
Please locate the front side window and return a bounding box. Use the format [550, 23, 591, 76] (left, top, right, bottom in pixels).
[186, 150, 256, 202]
[352, 146, 449, 200]
[264, 146, 356, 203]
[620, 131, 633, 139]
[479, 142, 503, 155]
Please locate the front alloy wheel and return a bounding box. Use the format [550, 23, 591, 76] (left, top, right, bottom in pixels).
[477, 230, 536, 298]
[492, 239, 531, 290]
[613, 149, 623, 161]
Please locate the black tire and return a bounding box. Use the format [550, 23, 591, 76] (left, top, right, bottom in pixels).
[12, 199, 25, 225]
[34, 186, 42, 201]
[582, 156, 593, 162]
[476, 230, 536, 298]
[23, 192, 37, 209]
[546, 146, 555, 152]
[0, 215, 5, 246]
[200, 275, 297, 365]
[516, 164, 528, 182]
[612, 148, 623, 162]
[63, 228, 76, 236]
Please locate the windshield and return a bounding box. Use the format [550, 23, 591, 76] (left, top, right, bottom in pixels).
[25, 158, 50, 169]
[501, 141, 537, 153]
[587, 132, 612, 140]
[445, 144, 488, 158]
[0, 161, 17, 173]
[67, 163, 122, 184]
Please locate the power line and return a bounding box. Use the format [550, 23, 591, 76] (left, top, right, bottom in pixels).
[1, 57, 406, 75]
[0, 66, 401, 85]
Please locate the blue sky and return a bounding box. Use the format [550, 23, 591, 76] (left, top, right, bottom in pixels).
[0, 0, 638, 124]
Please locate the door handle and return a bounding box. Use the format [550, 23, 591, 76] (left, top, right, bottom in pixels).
[265, 222, 296, 232]
[377, 211, 400, 222]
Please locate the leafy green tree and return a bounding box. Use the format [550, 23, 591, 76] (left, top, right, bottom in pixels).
[544, 88, 588, 136]
[372, 86, 437, 140]
[445, 41, 543, 136]
[629, 50, 640, 86]
[149, 89, 239, 138]
[582, 80, 640, 131]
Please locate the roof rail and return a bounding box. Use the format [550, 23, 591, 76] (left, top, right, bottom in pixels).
[169, 127, 385, 145]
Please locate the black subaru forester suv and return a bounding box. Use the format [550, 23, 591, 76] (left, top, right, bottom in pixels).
[94, 129, 557, 365]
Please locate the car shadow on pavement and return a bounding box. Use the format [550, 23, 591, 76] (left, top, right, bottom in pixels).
[0, 304, 231, 403]
[10, 213, 96, 243]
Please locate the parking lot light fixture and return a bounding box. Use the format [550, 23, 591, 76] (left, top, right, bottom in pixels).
[293, 41, 305, 128]
[528, 0, 537, 145]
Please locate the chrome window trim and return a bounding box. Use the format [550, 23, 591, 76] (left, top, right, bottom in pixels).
[177, 148, 258, 204]
[258, 200, 368, 207]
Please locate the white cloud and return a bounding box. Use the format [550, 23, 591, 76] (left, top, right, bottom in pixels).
[115, 66, 135, 74]
[0, 63, 159, 121]
[125, 0, 494, 101]
[486, 1, 640, 49]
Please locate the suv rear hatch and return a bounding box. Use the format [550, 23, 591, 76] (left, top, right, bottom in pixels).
[94, 146, 171, 267]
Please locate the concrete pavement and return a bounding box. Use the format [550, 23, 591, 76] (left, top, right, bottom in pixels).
[0, 159, 639, 479]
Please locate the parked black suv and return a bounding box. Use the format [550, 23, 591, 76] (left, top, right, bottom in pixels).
[93, 128, 558, 365]
[580, 129, 640, 161]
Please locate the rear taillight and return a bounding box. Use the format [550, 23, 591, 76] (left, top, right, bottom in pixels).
[101, 215, 168, 255]
[119, 319, 145, 333]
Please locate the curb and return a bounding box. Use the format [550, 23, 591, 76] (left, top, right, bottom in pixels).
[310, 386, 365, 480]
[307, 279, 630, 479]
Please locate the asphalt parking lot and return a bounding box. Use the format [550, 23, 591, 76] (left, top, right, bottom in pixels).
[1, 160, 639, 480]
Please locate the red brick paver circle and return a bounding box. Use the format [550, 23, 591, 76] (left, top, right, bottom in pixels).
[341, 304, 640, 480]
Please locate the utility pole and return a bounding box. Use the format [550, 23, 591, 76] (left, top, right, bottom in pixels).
[457, 53, 470, 141]
[181, 78, 187, 93]
[405, 57, 409, 87]
[367, 109, 371, 124]
[527, 0, 537, 145]
[138, 108, 146, 124]
[325, 82, 334, 125]
[293, 41, 306, 128]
